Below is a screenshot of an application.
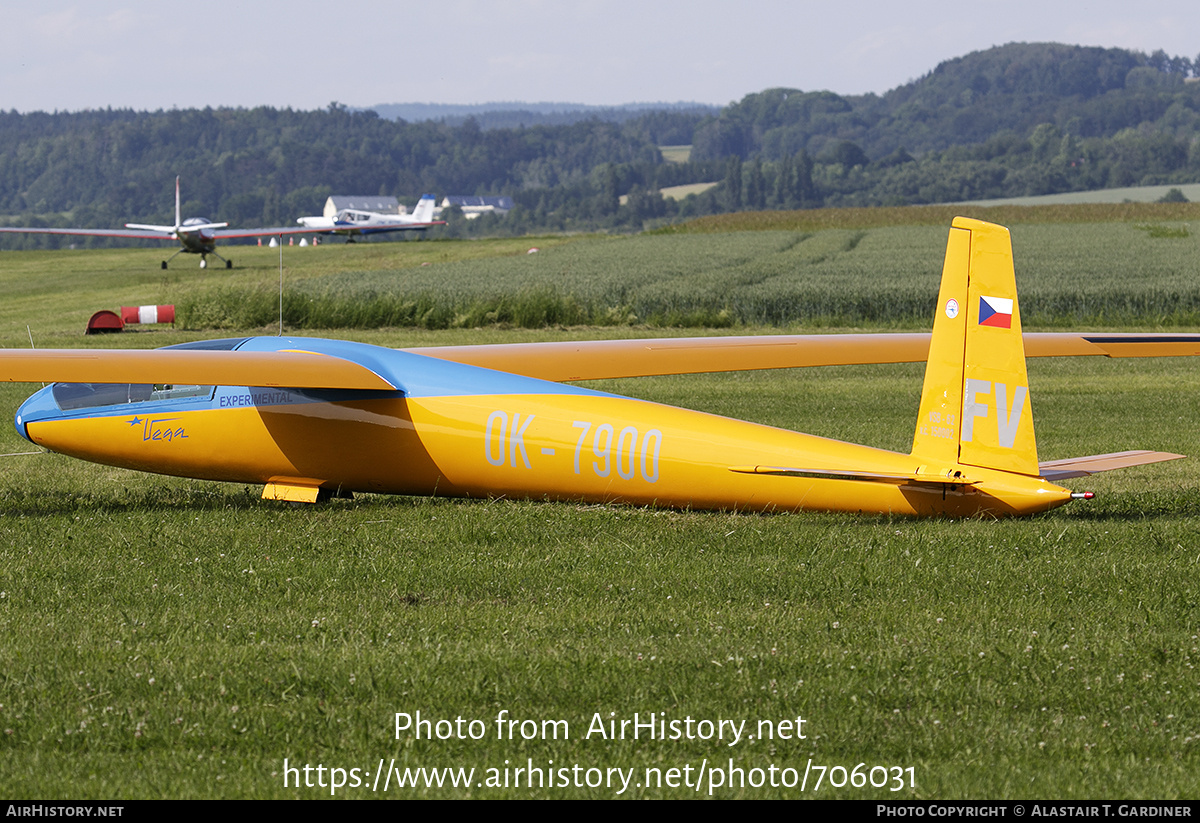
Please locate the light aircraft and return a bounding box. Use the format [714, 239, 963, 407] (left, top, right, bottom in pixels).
[0, 177, 315, 269]
[2, 218, 1197, 517]
[295, 194, 447, 238]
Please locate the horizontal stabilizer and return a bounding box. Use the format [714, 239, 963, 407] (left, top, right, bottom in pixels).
[125, 221, 229, 234]
[1039, 450, 1185, 481]
[177, 222, 228, 233]
[729, 465, 978, 486]
[124, 223, 180, 233]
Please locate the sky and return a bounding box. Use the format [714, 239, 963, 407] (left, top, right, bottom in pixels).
[2, 1, 1199, 113]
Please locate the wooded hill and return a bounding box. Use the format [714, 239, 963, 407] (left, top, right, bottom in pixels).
[2, 42, 1199, 243]
[694, 43, 1200, 160]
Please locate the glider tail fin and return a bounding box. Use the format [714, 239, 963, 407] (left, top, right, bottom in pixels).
[174, 176, 181, 231]
[911, 217, 1039, 477]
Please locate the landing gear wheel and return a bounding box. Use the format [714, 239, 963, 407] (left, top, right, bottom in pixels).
[161, 261, 167, 270]
[226, 260, 233, 269]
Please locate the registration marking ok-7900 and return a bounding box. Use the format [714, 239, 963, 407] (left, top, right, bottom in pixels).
[482, 410, 663, 483]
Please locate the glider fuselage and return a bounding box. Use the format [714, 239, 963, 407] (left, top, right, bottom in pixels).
[13, 336, 1070, 517]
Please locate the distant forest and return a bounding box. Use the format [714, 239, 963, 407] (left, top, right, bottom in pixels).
[3, 43, 1200, 245]
[365, 101, 721, 131]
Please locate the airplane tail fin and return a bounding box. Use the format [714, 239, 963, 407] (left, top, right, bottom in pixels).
[911, 218, 1038, 477]
[174, 176, 181, 231]
[411, 194, 436, 223]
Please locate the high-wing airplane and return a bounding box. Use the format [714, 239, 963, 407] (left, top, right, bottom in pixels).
[295, 194, 447, 238]
[2, 218, 1197, 517]
[0, 177, 315, 269]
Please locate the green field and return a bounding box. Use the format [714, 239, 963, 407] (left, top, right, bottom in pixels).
[143, 207, 1200, 332]
[658, 145, 692, 164]
[0, 208, 1198, 798]
[659, 181, 718, 201]
[955, 182, 1200, 207]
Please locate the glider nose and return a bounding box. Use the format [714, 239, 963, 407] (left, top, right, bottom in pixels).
[14, 384, 61, 443]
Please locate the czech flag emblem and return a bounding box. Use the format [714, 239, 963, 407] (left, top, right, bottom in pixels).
[978, 295, 1013, 328]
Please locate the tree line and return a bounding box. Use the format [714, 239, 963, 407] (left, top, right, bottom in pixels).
[3, 43, 1200, 245]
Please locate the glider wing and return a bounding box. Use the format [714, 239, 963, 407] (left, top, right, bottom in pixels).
[0, 350, 396, 391]
[408, 332, 1200, 382]
[0, 226, 175, 241]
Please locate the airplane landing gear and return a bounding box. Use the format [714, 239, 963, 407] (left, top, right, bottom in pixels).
[197, 250, 232, 270]
[160, 247, 232, 270]
[162, 247, 188, 270]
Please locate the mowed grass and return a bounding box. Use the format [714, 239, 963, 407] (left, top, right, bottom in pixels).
[1, 361, 1198, 799]
[0, 208, 1199, 798]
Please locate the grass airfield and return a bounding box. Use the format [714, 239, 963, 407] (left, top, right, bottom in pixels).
[0, 214, 1199, 798]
